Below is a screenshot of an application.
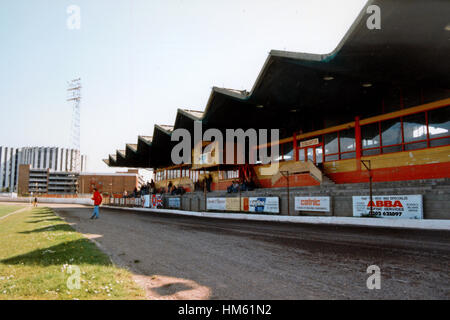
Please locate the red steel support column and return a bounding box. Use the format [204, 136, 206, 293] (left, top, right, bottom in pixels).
[293, 132, 299, 162]
[355, 116, 362, 171]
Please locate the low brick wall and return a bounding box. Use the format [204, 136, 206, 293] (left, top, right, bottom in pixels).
[159, 179, 450, 220]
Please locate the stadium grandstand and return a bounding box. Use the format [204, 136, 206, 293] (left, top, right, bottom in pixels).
[105, 0, 449, 208]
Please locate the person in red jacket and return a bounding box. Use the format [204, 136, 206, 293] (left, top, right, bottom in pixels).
[90, 188, 103, 220]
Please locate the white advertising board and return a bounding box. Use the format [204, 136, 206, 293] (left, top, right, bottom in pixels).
[353, 195, 423, 219]
[143, 195, 150, 208]
[248, 197, 279, 214]
[295, 197, 331, 213]
[207, 197, 279, 213]
[207, 198, 227, 211]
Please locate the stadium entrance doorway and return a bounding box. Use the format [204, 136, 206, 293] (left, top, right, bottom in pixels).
[299, 144, 324, 166]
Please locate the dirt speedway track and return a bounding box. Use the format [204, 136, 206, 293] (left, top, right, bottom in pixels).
[50, 204, 450, 300]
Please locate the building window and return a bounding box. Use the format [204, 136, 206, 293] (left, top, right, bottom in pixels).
[323, 129, 356, 161]
[37, 150, 41, 168]
[193, 171, 199, 183]
[428, 106, 450, 147]
[340, 129, 356, 152]
[315, 148, 324, 164]
[359, 105, 450, 158]
[381, 118, 402, 154]
[220, 170, 239, 180]
[403, 113, 428, 150]
[362, 122, 381, 156]
[324, 132, 339, 162]
[281, 143, 293, 161]
[340, 128, 356, 159]
[157, 170, 164, 182]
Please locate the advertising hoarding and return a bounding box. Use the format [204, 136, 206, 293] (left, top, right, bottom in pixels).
[353, 195, 423, 219]
[207, 198, 227, 211]
[248, 197, 279, 213]
[295, 197, 331, 212]
[143, 194, 163, 209]
[168, 197, 181, 209]
[207, 197, 279, 214]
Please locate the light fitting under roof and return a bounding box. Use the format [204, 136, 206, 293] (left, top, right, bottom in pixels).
[362, 83, 373, 88]
[323, 76, 335, 81]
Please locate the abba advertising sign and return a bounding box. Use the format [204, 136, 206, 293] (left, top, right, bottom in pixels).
[352, 195, 423, 219]
[295, 197, 331, 213]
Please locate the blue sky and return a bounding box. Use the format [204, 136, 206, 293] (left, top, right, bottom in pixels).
[0, 0, 366, 173]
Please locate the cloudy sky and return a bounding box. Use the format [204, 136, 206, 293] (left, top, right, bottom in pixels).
[0, 0, 367, 175]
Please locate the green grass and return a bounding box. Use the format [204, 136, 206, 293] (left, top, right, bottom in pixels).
[0, 206, 145, 300]
[0, 205, 25, 218]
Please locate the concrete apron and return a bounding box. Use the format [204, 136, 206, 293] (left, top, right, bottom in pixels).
[103, 205, 450, 231]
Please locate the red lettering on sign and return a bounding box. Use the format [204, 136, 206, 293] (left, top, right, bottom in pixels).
[301, 200, 321, 206]
[393, 201, 403, 208]
[367, 200, 404, 208]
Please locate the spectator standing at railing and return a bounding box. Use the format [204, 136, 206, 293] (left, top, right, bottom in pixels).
[170, 184, 177, 195]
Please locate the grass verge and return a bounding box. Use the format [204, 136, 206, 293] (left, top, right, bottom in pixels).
[0, 205, 25, 218]
[0, 205, 145, 300]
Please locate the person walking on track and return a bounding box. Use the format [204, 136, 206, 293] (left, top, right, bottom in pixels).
[90, 188, 103, 220]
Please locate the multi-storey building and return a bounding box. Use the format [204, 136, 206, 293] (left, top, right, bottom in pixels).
[17, 165, 79, 196]
[0, 147, 86, 192]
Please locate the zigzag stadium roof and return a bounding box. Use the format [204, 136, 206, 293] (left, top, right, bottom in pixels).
[107, 0, 450, 169]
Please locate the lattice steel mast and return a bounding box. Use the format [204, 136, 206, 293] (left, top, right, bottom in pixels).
[67, 78, 82, 171]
